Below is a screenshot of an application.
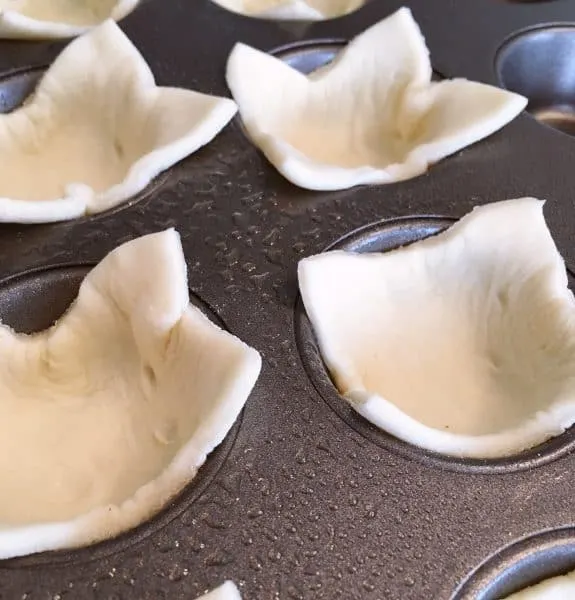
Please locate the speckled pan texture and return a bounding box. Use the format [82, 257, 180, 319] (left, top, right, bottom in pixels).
[1, 1, 575, 599]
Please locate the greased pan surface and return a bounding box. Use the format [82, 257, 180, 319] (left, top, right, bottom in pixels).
[1, 1, 575, 598]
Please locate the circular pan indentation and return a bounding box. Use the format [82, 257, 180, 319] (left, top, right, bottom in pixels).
[272, 39, 346, 74]
[294, 216, 575, 474]
[0, 67, 42, 114]
[452, 528, 575, 599]
[496, 26, 575, 136]
[0, 67, 169, 224]
[272, 40, 445, 78]
[0, 264, 242, 568]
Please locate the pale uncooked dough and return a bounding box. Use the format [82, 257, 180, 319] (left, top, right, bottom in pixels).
[298, 198, 575, 458]
[502, 570, 575, 599]
[0, 0, 138, 39]
[0, 229, 261, 559]
[198, 582, 242, 600]
[226, 7, 527, 191]
[212, 0, 363, 20]
[0, 20, 237, 223]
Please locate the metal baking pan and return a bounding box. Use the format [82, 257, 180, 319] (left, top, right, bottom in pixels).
[1, 0, 575, 598]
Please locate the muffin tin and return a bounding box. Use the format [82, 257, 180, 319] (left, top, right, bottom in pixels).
[1, 0, 575, 598]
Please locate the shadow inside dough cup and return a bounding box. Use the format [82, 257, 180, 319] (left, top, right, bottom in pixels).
[298, 198, 575, 459]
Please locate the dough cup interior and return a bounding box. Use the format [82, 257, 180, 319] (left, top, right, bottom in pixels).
[298, 198, 575, 458]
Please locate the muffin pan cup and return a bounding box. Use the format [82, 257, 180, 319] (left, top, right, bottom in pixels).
[2, 0, 575, 598]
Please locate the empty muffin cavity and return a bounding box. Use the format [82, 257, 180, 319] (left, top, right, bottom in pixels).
[497, 26, 575, 137]
[453, 528, 575, 599]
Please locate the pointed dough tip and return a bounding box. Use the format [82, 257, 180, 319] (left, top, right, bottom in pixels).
[200, 581, 242, 599]
[227, 42, 264, 70]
